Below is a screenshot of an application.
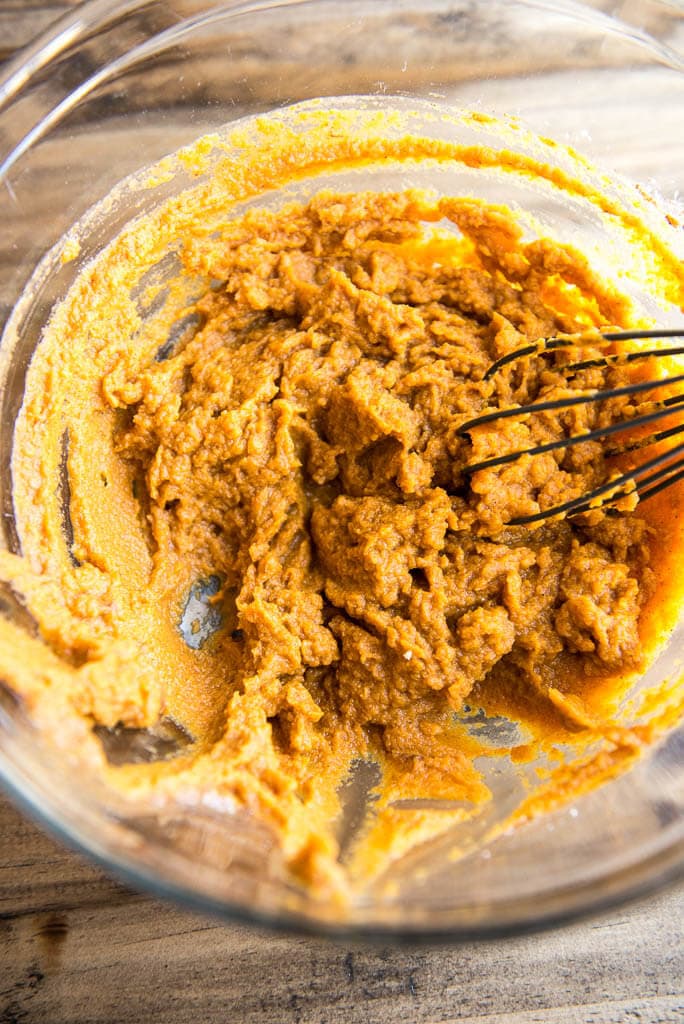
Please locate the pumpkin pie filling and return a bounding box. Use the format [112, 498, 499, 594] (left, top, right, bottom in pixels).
[1, 110, 683, 898]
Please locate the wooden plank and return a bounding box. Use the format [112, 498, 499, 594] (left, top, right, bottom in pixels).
[0, 792, 136, 920]
[0, 794, 683, 1024]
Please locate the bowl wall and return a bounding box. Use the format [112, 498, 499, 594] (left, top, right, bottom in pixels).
[0, 0, 682, 939]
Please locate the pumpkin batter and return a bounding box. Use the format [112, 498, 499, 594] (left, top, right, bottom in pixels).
[1, 106, 684, 899]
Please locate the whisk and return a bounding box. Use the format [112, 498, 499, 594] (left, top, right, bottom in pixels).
[457, 329, 684, 525]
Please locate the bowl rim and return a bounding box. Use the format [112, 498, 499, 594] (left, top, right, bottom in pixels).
[0, 0, 683, 942]
[1, 740, 683, 944]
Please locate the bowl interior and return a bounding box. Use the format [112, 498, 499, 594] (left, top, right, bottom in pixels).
[0, 0, 682, 937]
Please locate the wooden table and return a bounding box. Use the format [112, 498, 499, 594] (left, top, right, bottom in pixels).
[0, 4, 683, 1022]
[1, 792, 683, 1024]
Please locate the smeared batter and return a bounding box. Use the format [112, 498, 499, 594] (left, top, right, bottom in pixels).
[2, 108, 683, 899]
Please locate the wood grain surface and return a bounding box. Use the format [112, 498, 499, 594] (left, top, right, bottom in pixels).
[0, 4, 683, 1023]
[1, 791, 683, 1024]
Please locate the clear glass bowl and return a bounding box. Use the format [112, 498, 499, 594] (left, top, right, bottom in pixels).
[0, 0, 682, 940]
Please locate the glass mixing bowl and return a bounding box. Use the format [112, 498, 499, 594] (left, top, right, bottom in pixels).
[0, 0, 682, 941]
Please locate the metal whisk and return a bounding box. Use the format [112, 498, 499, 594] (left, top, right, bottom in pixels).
[457, 329, 684, 525]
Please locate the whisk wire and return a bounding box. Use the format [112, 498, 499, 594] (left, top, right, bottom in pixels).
[508, 441, 684, 526]
[465, 393, 684, 475]
[483, 328, 684, 381]
[462, 328, 684, 523]
[562, 345, 684, 374]
[458, 372, 684, 435]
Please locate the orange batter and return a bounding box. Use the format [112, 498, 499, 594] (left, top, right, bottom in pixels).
[0, 106, 682, 899]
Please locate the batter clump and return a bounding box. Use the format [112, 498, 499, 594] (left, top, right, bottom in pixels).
[111, 190, 648, 731]
[3, 186, 683, 893]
